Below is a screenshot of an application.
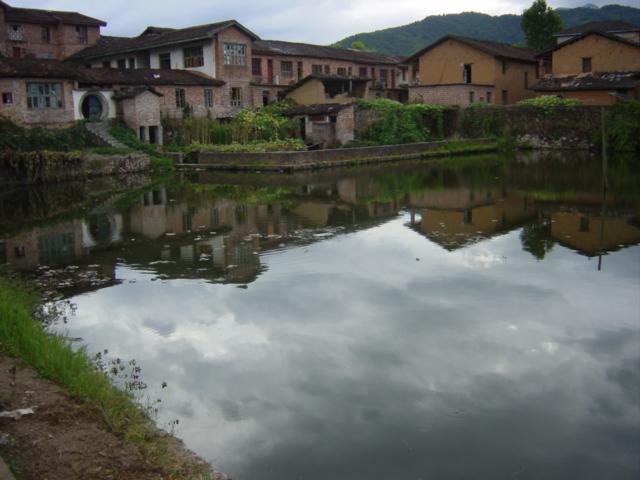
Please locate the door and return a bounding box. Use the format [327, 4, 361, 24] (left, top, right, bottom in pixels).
[12, 47, 21, 59]
[267, 60, 274, 84]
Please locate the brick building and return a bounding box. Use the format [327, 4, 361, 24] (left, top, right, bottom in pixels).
[0, 0, 105, 60]
[406, 35, 539, 106]
[0, 57, 224, 143]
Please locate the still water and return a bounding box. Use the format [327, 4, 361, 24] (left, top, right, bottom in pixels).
[2, 152, 640, 479]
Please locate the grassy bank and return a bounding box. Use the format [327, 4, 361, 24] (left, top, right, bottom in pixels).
[0, 275, 209, 479]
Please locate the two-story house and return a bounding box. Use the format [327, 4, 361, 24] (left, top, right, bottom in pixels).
[250, 40, 407, 104]
[0, 0, 105, 60]
[405, 35, 539, 106]
[532, 22, 640, 105]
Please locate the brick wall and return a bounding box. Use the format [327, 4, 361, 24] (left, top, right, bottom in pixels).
[121, 91, 161, 131]
[0, 78, 76, 125]
[152, 85, 226, 118]
[0, 7, 7, 57]
[3, 22, 100, 60]
[409, 84, 496, 106]
[215, 26, 254, 113]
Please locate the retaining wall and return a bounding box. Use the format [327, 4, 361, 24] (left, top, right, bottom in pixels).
[185, 139, 496, 171]
[0, 152, 150, 184]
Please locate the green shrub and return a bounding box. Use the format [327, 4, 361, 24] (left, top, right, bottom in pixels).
[606, 100, 640, 152]
[357, 100, 446, 144]
[459, 103, 505, 138]
[189, 138, 306, 153]
[517, 95, 581, 116]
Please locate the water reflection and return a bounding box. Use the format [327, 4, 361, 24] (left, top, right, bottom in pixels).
[1, 151, 640, 479]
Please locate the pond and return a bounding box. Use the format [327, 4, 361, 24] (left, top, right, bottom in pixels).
[2, 151, 639, 480]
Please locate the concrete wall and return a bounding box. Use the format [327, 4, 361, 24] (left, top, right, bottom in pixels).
[191, 139, 495, 171]
[552, 34, 640, 74]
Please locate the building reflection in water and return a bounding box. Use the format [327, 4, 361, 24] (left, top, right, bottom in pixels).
[1, 153, 639, 293]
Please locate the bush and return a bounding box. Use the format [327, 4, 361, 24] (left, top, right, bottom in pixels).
[517, 95, 581, 116]
[606, 100, 640, 152]
[0, 117, 92, 152]
[189, 138, 306, 153]
[357, 99, 446, 145]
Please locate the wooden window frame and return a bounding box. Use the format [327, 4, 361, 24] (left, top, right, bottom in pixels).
[312, 64, 323, 75]
[175, 88, 186, 108]
[2, 92, 13, 104]
[252, 58, 262, 76]
[159, 53, 171, 70]
[231, 87, 242, 108]
[76, 25, 88, 44]
[582, 57, 592, 73]
[204, 89, 214, 108]
[281, 61, 293, 77]
[41, 26, 51, 44]
[183, 46, 204, 68]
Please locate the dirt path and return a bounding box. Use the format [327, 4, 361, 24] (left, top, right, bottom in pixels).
[0, 356, 180, 480]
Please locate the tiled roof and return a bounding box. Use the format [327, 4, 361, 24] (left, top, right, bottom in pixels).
[557, 20, 638, 36]
[253, 40, 404, 65]
[283, 103, 352, 116]
[282, 74, 371, 95]
[406, 35, 539, 64]
[68, 20, 259, 60]
[3, 4, 105, 26]
[0, 57, 225, 86]
[531, 71, 640, 91]
[112, 87, 163, 100]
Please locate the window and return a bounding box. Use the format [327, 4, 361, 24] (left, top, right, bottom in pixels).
[486, 91, 492, 103]
[462, 64, 472, 84]
[41, 26, 50, 43]
[337, 67, 347, 76]
[502, 60, 507, 74]
[281, 61, 293, 77]
[502, 89, 508, 105]
[102, 60, 111, 68]
[184, 46, 204, 68]
[231, 87, 242, 107]
[76, 25, 88, 44]
[312, 64, 323, 75]
[14, 246, 26, 259]
[204, 89, 214, 108]
[175, 88, 186, 108]
[297, 62, 303, 79]
[579, 216, 590, 232]
[8, 25, 23, 41]
[26, 82, 64, 109]
[223, 43, 246, 65]
[348, 67, 352, 77]
[463, 209, 473, 225]
[402, 68, 407, 82]
[2, 92, 13, 104]
[524, 71, 529, 88]
[262, 90, 270, 106]
[252, 58, 262, 76]
[117, 59, 126, 70]
[582, 57, 592, 73]
[469, 91, 475, 104]
[128, 58, 135, 69]
[159, 53, 171, 70]
[359, 67, 368, 78]
[380, 69, 388, 87]
[324, 65, 331, 75]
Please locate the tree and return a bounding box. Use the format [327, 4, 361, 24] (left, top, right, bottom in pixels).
[520, 220, 556, 261]
[350, 41, 368, 51]
[521, 0, 564, 51]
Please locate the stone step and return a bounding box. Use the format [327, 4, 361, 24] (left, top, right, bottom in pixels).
[85, 122, 128, 149]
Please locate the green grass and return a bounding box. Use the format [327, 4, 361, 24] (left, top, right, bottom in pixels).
[87, 146, 135, 155]
[0, 276, 205, 477]
[109, 123, 175, 171]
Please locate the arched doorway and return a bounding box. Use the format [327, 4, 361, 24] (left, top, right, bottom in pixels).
[81, 93, 105, 121]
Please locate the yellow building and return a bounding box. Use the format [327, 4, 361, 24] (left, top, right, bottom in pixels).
[405, 35, 539, 106]
[533, 30, 640, 105]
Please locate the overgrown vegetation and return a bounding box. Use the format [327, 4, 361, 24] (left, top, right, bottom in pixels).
[189, 138, 306, 153]
[605, 100, 640, 152]
[517, 95, 581, 115]
[0, 118, 91, 152]
[357, 99, 447, 145]
[0, 275, 210, 478]
[459, 103, 506, 138]
[163, 101, 297, 150]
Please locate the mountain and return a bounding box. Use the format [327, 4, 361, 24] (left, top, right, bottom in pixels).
[335, 5, 640, 56]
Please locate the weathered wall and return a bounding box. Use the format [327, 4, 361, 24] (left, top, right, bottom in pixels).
[215, 26, 254, 114]
[457, 105, 606, 149]
[152, 84, 225, 119]
[418, 39, 495, 86]
[409, 84, 496, 106]
[0, 151, 151, 184]
[190, 139, 496, 171]
[286, 78, 327, 105]
[552, 35, 640, 75]
[0, 78, 76, 125]
[493, 59, 538, 104]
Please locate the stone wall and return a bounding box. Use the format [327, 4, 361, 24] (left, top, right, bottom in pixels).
[0, 77, 76, 126]
[0, 151, 150, 184]
[456, 105, 606, 149]
[409, 84, 497, 106]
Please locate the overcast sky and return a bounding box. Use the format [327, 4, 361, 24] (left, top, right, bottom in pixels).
[8, 0, 638, 44]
